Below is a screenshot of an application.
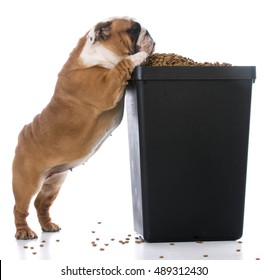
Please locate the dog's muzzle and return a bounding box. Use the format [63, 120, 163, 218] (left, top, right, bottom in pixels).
[136, 28, 155, 55]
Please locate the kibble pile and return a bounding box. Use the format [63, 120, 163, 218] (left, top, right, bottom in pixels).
[144, 53, 232, 66]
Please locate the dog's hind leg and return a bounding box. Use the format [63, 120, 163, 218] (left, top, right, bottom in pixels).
[13, 165, 43, 240]
[34, 171, 67, 232]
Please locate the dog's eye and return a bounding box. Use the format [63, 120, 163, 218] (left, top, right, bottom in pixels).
[127, 22, 141, 36]
[127, 27, 139, 35]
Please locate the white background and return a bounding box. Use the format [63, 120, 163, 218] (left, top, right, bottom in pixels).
[0, 0, 267, 278]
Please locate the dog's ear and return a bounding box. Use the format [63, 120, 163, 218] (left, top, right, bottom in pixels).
[87, 21, 112, 44]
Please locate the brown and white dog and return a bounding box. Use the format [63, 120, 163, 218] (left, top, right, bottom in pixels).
[12, 17, 155, 240]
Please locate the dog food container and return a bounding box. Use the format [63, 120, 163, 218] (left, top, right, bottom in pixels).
[126, 66, 256, 242]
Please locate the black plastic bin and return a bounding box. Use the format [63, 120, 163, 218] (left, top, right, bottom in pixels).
[126, 66, 256, 242]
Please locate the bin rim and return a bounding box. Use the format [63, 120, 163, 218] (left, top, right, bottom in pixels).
[131, 66, 256, 82]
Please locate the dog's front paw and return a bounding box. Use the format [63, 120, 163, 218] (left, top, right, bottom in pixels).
[127, 51, 148, 67]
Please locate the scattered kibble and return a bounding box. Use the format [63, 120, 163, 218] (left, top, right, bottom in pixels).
[256, 257, 260, 260]
[100, 248, 105, 251]
[40, 244, 44, 247]
[203, 254, 208, 258]
[236, 249, 241, 252]
[23, 246, 28, 249]
[32, 252, 37, 255]
[41, 240, 46, 243]
[169, 243, 175, 246]
[56, 239, 60, 242]
[159, 256, 164, 259]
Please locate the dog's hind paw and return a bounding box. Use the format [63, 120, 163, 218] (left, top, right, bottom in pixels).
[42, 222, 61, 233]
[15, 228, 38, 240]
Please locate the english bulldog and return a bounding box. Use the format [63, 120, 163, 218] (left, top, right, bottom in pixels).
[12, 17, 155, 240]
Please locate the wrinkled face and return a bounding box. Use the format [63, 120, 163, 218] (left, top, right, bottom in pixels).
[88, 17, 155, 57]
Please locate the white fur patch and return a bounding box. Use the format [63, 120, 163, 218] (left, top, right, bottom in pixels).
[79, 40, 123, 69]
[127, 51, 148, 66]
[136, 27, 147, 47]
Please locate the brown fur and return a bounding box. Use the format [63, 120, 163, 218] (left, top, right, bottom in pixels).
[12, 19, 141, 239]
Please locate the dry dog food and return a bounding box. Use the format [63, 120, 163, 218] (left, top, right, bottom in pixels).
[144, 53, 232, 66]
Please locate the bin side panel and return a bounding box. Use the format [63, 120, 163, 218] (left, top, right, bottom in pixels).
[126, 83, 146, 237]
[127, 78, 252, 242]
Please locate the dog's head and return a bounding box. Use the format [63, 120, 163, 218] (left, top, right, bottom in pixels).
[79, 17, 155, 69]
